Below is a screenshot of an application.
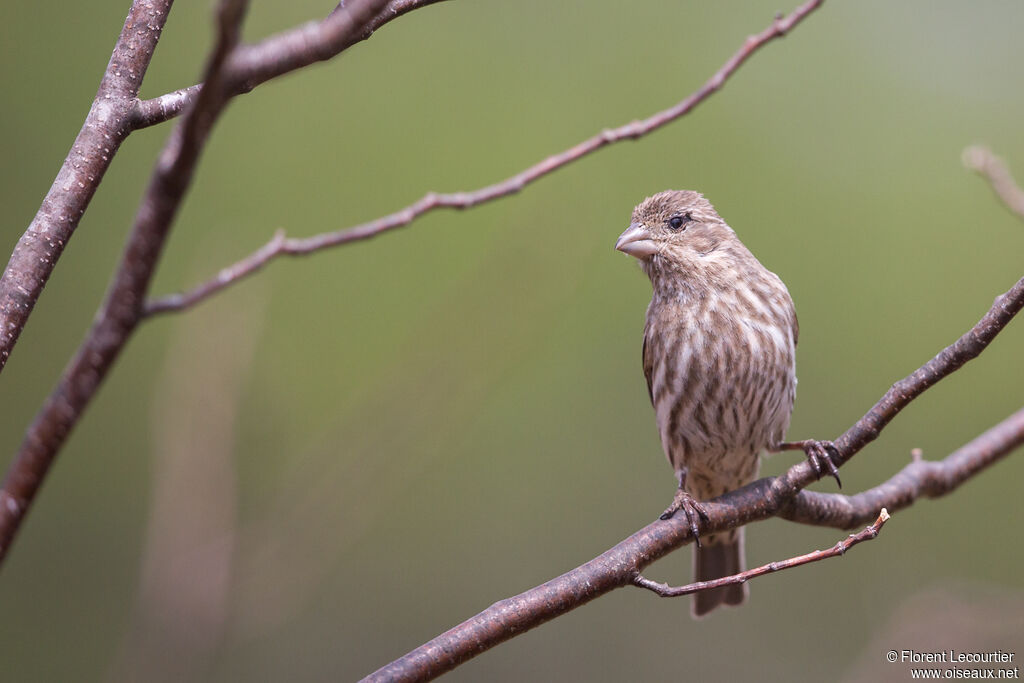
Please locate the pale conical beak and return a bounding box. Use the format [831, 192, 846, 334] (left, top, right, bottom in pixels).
[615, 222, 658, 259]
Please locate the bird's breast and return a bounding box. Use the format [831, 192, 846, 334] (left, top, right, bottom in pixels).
[644, 286, 797, 482]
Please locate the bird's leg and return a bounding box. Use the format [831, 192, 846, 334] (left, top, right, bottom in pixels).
[773, 439, 842, 488]
[659, 468, 709, 547]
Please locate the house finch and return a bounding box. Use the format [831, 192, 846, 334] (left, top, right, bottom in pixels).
[615, 190, 838, 617]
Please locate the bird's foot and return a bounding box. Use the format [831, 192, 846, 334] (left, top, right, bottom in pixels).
[777, 439, 842, 487]
[660, 488, 710, 547]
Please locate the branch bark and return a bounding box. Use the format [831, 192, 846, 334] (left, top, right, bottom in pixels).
[0, 0, 173, 374]
[143, 0, 826, 316]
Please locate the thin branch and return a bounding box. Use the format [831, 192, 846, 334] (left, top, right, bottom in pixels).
[963, 145, 1024, 220]
[0, 0, 174, 374]
[632, 509, 890, 598]
[131, 0, 449, 129]
[362, 405, 1024, 683]
[142, 0, 826, 317]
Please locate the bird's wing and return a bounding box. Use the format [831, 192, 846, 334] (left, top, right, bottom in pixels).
[642, 330, 654, 404]
[792, 310, 800, 347]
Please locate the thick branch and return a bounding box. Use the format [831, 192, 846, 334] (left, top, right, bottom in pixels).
[143, 0, 826, 316]
[131, 0, 449, 129]
[633, 509, 890, 598]
[363, 404, 1024, 682]
[0, 0, 173, 374]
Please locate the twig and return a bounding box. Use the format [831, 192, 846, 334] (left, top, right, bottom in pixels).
[131, 0, 449, 129]
[363, 404, 1024, 683]
[632, 509, 890, 598]
[142, 0, 826, 316]
[963, 146, 1024, 220]
[0, 0, 173, 374]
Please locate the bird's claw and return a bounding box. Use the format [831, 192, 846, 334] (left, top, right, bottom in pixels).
[802, 440, 842, 488]
[660, 488, 709, 547]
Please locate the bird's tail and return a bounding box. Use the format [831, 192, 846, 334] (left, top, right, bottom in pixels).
[692, 527, 747, 618]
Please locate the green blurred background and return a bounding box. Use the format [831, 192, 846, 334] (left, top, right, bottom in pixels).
[2, 1, 1023, 681]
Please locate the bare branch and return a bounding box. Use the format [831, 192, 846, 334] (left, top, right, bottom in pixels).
[131, 0, 449, 129]
[362, 404, 1023, 682]
[143, 0, 826, 316]
[0, 0, 173, 374]
[632, 509, 890, 598]
[784, 405, 1024, 528]
[963, 145, 1024, 220]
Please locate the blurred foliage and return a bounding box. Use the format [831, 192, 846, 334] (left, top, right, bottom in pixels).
[1, 1, 1023, 681]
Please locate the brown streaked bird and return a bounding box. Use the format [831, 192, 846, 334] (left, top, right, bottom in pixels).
[616, 190, 839, 617]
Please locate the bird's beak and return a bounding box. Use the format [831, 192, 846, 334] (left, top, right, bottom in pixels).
[615, 222, 658, 259]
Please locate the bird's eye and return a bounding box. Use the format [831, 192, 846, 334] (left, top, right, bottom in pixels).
[668, 213, 692, 231]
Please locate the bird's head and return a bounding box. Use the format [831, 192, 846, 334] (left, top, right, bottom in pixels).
[615, 190, 738, 279]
